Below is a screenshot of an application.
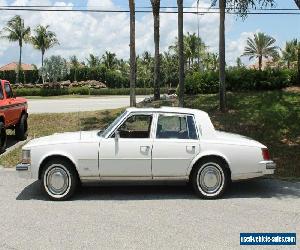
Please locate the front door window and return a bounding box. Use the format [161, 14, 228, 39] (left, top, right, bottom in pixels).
[117, 114, 152, 138]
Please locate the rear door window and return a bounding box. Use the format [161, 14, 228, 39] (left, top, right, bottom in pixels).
[156, 114, 198, 139]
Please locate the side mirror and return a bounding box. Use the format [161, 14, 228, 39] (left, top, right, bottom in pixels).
[114, 131, 120, 141]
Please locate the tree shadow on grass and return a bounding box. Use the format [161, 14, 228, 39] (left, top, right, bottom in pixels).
[79, 110, 122, 131]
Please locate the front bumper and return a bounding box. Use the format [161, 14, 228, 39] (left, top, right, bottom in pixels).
[16, 163, 32, 179]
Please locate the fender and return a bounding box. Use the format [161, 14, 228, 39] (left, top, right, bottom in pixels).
[37, 150, 79, 179]
[186, 150, 232, 176]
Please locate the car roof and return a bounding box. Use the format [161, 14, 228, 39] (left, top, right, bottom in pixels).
[126, 106, 208, 116]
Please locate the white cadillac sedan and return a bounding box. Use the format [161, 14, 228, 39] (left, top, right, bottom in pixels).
[17, 107, 276, 200]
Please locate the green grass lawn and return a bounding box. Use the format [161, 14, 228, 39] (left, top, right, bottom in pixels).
[1, 90, 299, 178]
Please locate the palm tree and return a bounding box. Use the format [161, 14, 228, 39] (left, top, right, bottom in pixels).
[31, 25, 59, 68]
[151, 0, 160, 101]
[243, 32, 278, 71]
[1, 15, 31, 83]
[282, 39, 298, 69]
[102, 51, 117, 70]
[211, 0, 276, 112]
[70, 55, 80, 82]
[87, 54, 100, 68]
[129, 0, 136, 107]
[185, 32, 206, 69]
[177, 0, 184, 107]
[219, 0, 226, 112]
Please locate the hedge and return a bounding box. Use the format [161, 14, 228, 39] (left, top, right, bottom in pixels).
[3, 67, 298, 95]
[185, 68, 298, 95]
[0, 70, 40, 84]
[13, 87, 169, 97]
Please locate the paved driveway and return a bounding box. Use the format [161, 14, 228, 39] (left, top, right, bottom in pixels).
[0, 168, 299, 250]
[27, 96, 146, 114]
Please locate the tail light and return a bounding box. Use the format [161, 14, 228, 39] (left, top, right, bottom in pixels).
[262, 148, 270, 160]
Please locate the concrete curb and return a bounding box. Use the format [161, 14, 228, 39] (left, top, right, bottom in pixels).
[2, 137, 31, 157]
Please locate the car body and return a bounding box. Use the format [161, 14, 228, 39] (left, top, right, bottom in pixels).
[0, 80, 28, 153]
[17, 107, 276, 200]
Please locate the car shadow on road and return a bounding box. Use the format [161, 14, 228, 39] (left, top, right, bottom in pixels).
[16, 178, 300, 201]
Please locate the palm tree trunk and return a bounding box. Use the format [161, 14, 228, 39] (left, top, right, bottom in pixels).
[151, 0, 160, 101]
[298, 43, 300, 85]
[219, 0, 226, 112]
[258, 56, 262, 71]
[129, 0, 136, 107]
[42, 52, 45, 84]
[177, 0, 184, 107]
[287, 60, 290, 69]
[17, 44, 22, 84]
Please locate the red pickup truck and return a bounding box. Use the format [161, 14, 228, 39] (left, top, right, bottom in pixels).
[0, 80, 28, 153]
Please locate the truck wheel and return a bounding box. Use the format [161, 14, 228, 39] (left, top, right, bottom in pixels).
[0, 122, 7, 154]
[15, 114, 28, 140]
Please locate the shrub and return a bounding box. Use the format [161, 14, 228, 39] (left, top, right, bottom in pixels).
[0, 70, 40, 84]
[185, 68, 297, 94]
[13, 87, 169, 97]
[185, 71, 219, 94]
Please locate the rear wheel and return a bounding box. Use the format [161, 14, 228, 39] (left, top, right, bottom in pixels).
[41, 158, 79, 201]
[0, 122, 7, 154]
[15, 114, 28, 140]
[191, 158, 230, 199]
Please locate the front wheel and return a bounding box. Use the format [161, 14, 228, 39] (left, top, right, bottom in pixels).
[0, 122, 7, 154]
[191, 158, 230, 199]
[41, 159, 79, 201]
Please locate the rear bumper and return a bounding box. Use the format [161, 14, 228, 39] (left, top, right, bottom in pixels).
[259, 160, 276, 175]
[16, 163, 32, 179]
[232, 161, 276, 181]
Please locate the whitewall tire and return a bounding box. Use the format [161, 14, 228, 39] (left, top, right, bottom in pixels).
[191, 158, 230, 199]
[41, 158, 78, 201]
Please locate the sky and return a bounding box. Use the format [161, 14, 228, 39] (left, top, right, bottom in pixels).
[0, 0, 299, 67]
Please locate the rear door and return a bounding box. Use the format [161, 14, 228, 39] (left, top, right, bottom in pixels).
[151, 113, 200, 177]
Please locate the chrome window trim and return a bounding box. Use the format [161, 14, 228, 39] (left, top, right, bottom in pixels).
[107, 112, 155, 139]
[104, 110, 201, 140]
[154, 113, 200, 140]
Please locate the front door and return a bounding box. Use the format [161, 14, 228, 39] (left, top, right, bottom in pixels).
[99, 113, 153, 178]
[3, 83, 18, 124]
[152, 114, 200, 177]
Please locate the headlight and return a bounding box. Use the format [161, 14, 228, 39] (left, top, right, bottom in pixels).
[21, 150, 31, 164]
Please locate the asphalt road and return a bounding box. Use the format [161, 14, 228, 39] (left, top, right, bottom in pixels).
[0, 168, 299, 250]
[27, 96, 146, 114]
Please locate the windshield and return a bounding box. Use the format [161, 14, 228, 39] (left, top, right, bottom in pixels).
[100, 111, 128, 137]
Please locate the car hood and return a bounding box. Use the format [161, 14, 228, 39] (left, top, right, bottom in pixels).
[24, 130, 100, 148]
[215, 130, 266, 147]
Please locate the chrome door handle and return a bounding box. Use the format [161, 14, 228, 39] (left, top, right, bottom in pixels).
[186, 145, 196, 152]
[140, 146, 150, 153]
